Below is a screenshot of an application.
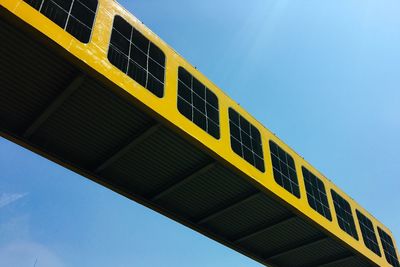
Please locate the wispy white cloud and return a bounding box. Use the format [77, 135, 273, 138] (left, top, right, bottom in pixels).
[0, 193, 27, 209]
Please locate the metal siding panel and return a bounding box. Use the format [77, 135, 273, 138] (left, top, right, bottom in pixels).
[154, 164, 257, 220]
[31, 77, 154, 168]
[239, 217, 323, 257]
[321, 256, 375, 267]
[0, 19, 75, 133]
[271, 238, 350, 267]
[203, 193, 291, 240]
[100, 126, 211, 197]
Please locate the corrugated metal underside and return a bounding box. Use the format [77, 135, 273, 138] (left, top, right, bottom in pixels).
[0, 17, 376, 267]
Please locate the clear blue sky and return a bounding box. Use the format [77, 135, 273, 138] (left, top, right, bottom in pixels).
[1, 1, 400, 266]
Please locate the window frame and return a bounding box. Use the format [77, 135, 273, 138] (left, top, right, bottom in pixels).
[269, 140, 300, 198]
[228, 108, 265, 172]
[378, 227, 400, 267]
[356, 210, 381, 256]
[107, 15, 166, 98]
[177, 66, 220, 139]
[331, 189, 359, 240]
[302, 166, 332, 221]
[23, 0, 99, 43]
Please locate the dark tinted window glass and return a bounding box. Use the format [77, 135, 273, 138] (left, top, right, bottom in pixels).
[331, 190, 358, 240]
[177, 67, 219, 139]
[356, 211, 381, 256]
[378, 228, 400, 267]
[108, 16, 165, 98]
[270, 141, 299, 197]
[228, 108, 264, 172]
[302, 167, 331, 220]
[24, 0, 98, 43]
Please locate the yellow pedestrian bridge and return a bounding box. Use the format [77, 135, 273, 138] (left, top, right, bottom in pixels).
[0, 1, 399, 266]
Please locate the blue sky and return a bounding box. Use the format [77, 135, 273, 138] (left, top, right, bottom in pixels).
[1, 1, 400, 266]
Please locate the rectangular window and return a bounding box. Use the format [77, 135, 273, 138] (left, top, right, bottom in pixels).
[177, 67, 219, 139]
[269, 141, 299, 197]
[378, 228, 400, 267]
[356, 210, 381, 256]
[108, 16, 165, 98]
[302, 167, 331, 220]
[331, 190, 358, 240]
[24, 0, 98, 43]
[229, 108, 264, 172]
